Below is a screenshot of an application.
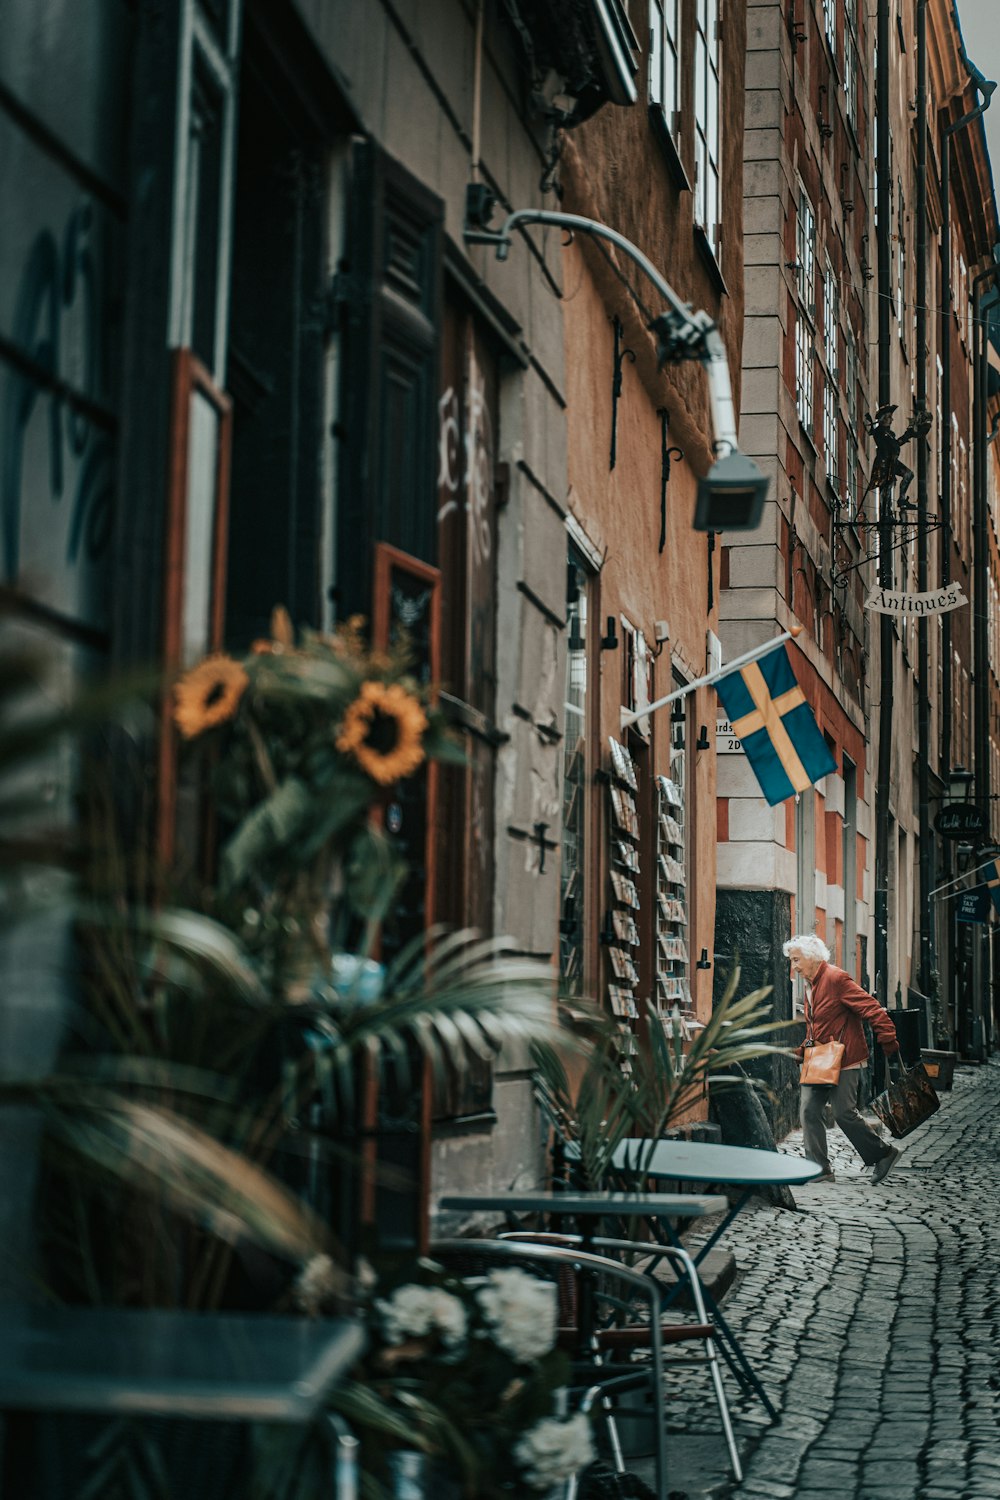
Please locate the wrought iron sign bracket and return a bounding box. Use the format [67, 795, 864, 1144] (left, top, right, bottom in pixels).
[610, 316, 636, 470]
[657, 408, 684, 553]
[831, 519, 944, 587]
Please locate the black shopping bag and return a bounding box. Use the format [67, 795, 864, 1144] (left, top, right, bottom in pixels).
[870, 1059, 940, 1139]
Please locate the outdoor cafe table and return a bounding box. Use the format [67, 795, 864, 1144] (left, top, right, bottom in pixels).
[608, 1140, 824, 1414]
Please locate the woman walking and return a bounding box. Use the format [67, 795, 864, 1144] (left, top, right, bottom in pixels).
[783, 934, 902, 1184]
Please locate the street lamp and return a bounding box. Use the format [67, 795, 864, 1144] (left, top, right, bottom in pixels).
[464, 201, 770, 532]
[948, 765, 975, 804]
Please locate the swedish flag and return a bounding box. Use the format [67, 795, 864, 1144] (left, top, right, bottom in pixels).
[983, 861, 1000, 916]
[716, 643, 837, 806]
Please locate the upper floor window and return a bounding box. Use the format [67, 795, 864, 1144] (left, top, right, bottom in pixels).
[694, 0, 722, 259]
[823, 0, 837, 56]
[844, 14, 859, 135]
[796, 312, 814, 435]
[823, 255, 839, 370]
[649, 0, 682, 143]
[797, 186, 816, 314]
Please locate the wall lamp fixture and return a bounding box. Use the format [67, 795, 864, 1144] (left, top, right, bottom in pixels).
[464, 198, 770, 532]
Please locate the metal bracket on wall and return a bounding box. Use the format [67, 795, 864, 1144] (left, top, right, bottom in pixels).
[610, 315, 635, 470]
[707, 531, 716, 612]
[831, 518, 944, 587]
[657, 408, 684, 553]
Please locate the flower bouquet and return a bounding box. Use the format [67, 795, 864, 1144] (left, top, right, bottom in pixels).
[172, 607, 463, 996]
[317, 1257, 595, 1498]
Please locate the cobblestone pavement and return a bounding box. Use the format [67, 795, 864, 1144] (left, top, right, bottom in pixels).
[656, 1060, 1000, 1500]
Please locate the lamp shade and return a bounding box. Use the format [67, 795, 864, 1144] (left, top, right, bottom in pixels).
[947, 765, 975, 803]
[693, 452, 770, 532]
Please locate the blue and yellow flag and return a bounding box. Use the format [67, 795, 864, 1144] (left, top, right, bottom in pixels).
[982, 861, 1000, 916]
[716, 643, 837, 806]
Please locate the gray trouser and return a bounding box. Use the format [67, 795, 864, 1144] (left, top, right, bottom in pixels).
[801, 1070, 889, 1171]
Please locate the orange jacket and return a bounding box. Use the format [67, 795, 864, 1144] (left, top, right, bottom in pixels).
[800, 961, 901, 1069]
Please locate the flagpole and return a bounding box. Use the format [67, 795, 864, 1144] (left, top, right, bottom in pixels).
[929, 855, 1000, 901]
[621, 624, 804, 729]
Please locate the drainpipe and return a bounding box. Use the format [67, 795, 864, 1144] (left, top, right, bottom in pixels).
[874, 0, 892, 1008]
[916, 0, 935, 999]
[973, 266, 998, 835]
[938, 20, 995, 1044]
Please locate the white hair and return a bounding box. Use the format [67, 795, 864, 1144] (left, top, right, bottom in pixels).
[782, 933, 831, 963]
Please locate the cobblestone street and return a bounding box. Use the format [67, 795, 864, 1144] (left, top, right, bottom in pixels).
[660, 1061, 1000, 1500]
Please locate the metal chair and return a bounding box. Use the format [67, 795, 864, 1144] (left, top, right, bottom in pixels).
[430, 1237, 671, 1500]
[499, 1230, 742, 1482]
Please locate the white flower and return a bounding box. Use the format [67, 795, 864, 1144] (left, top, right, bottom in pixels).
[293, 1254, 340, 1316]
[514, 1413, 596, 1490]
[476, 1268, 558, 1363]
[376, 1283, 468, 1348]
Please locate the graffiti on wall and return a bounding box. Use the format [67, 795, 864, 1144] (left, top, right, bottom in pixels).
[1, 200, 115, 627]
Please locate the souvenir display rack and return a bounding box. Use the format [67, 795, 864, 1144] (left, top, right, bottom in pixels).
[606, 738, 641, 1074]
[656, 769, 692, 1020]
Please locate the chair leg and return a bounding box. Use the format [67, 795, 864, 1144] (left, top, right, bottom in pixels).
[705, 1336, 742, 1481]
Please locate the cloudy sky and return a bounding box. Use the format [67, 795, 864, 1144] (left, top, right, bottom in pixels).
[955, 0, 1000, 189]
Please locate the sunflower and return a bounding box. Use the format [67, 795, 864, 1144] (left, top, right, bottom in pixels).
[173, 654, 249, 739]
[335, 680, 428, 785]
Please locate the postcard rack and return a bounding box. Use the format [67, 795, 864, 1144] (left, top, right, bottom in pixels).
[656, 771, 691, 1020]
[606, 738, 641, 1074]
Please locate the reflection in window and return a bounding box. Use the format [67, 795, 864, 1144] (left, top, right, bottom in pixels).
[560, 552, 589, 996]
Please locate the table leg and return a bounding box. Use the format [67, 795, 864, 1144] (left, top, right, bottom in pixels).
[641, 1213, 777, 1421]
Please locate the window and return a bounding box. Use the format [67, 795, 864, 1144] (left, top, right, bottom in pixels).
[797, 187, 816, 311]
[844, 14, 859, 134]
[896, 180, 906, 327]
[823, 0, 837, 56]
[560, 551, 590, 999]
[694, 0, 722, 257]
[823, 378, 838, 487]
[845, 323, 859, 436]
[649, 0, 681, 143]
[823, 256, 838, 369]
[936, 355, 944, 501]
[796, 313, 814, 434]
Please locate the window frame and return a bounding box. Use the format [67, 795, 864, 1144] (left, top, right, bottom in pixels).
[693, 0, 722, 263]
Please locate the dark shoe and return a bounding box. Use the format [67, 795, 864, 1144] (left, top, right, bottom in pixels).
[872, 1146, 901, 1184]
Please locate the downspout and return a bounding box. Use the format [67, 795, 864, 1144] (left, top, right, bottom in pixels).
[874, 0, 893, 1008]
[916, 0, 934, 999]
[938, 14, 995, 1047]
[940, 15, 996, 790]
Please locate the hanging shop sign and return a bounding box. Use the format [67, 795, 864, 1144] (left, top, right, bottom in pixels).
[933, 804, 988, 838]
[864, 582, 967, 617]
[956, 886, 991, 924]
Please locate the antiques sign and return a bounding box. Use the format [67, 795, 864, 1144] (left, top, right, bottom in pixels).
[864, 582, 967, 617]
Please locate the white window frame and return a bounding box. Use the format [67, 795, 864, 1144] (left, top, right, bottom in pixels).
[823, 254, 839, 370]
[844, 13, 859, 133]
[824, 378, 838, 487]
[797, 185, 816, 314]
[694, 0, 722, 259]
[823, 0, 837, 57]
[649, 0, 682, 143]
[796, 312, 814, 435]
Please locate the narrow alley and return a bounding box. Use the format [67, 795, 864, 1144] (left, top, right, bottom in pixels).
[663, 1063, 1000, 1500]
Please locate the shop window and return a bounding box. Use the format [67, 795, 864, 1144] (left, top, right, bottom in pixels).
[433, 293, 502, 1121]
